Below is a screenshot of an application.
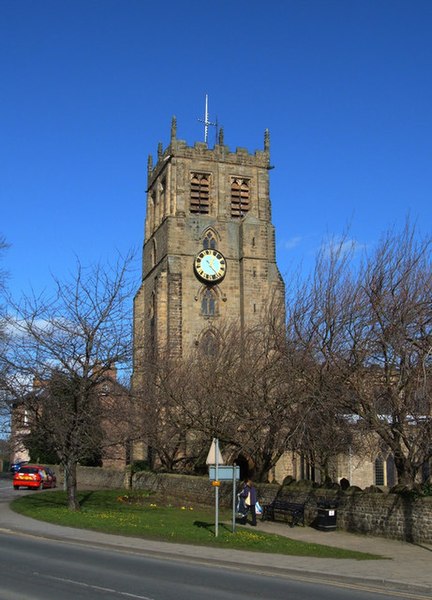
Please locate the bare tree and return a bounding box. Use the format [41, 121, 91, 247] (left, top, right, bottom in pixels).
[3, 253, 136, 509]
[135, 225, 432, 487]
[137, 324, 243, 473]
[347, 224, 432, 485]
[222, 317, 305, 482]
[139, 354, 199, 472]
[286, 225, 432, 486]
[284, 236, 361, 481]
[137, 308, 303, 482]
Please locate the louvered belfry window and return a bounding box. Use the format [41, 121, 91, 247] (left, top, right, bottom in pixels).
[231, 178, 250, 217]
[190, 173, 210, 213]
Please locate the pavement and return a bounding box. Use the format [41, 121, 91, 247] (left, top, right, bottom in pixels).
[1, 496, 431, 599]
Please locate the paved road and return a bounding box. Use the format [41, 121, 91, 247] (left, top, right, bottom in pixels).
[0, 529, 416, 600]
[1, 476, 431, 599]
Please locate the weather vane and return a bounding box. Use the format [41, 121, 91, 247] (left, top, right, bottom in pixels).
[198, 94, 217, 144]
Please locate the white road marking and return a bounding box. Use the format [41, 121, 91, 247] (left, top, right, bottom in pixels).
[33, 572, 156, 599]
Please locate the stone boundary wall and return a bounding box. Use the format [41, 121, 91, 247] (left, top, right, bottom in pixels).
[337, 492, 432, 545]
[132, 470, 256, 505]
[50, 465, 125, 489]
[61, 466, 431, 544]
[132, 472, 432, 545]
[268, 484, 432, 545]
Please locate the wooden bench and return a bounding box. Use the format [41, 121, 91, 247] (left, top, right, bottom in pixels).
[261, 499, 305, 527]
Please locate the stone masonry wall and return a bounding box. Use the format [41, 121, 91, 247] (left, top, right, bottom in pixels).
[132, 471, 245, 506]
[272, 482, 432, 545]
[52, 465, 125, 489]
[133, 472, 432, 545]
[66, 466, 432, 545]
[337, 491, 432, 544]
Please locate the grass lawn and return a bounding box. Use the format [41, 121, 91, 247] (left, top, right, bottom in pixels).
[11, 489, 384, 560]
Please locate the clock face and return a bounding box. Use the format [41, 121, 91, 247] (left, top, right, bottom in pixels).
[194, 249, 226, 283]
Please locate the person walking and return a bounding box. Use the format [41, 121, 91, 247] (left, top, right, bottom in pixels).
[240, 479, 257, 526]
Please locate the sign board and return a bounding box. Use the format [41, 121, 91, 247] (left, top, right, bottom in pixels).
[205, 438, 224, 465]
[209, 465, 240, 481]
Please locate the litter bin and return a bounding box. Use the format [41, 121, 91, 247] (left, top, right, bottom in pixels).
[317, 501, 337, 531]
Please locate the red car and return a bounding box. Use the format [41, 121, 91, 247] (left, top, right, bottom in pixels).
[13, 465, 57, 490]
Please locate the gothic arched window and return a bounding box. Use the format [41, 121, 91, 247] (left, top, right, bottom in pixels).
[149, 191, 156, 232]
[159, 178, 166, 222]
[201, 288, 216, 317]
[190, 173, 210, 214]
[149, 291, 156, 356]
[151, 239, 157, 267]
[374, 456, 385, 486]
[231, 178, 250, 217]
[203, 230, 217, 250]
[201, 330, 218, 356]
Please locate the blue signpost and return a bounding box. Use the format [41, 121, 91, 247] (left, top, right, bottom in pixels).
[208, 466, 240, 480]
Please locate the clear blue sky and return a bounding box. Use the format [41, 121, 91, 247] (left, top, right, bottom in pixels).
[1, 0, 431, 298]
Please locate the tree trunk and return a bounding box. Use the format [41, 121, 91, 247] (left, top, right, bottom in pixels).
[253, 455, 273, 482]
[394, 451, 418, 487]
[64, 460, 80, 511]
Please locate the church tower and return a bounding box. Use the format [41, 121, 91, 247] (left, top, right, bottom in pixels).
[132, 118, 285, 389]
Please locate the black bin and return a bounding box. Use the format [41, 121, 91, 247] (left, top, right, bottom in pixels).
[317, 501, 337, 531]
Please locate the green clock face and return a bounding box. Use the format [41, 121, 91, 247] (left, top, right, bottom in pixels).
[194, 249, 226, 283]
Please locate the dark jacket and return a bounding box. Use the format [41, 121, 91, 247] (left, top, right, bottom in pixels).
[241, 483, 257, 505]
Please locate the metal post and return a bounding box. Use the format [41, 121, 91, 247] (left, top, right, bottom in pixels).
[215, 438, 219, 537]
[198, 95, 217, 145]
[232, 465, 236, 533]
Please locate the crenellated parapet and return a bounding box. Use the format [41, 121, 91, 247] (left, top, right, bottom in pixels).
[147, 118, 271, 189]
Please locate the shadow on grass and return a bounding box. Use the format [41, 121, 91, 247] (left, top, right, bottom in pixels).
[18, 490, 96, 510]
[193, 520, 232, 535]
[78, 491, 96, 507]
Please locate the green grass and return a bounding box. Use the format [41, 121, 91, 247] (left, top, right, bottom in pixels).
[11, 489, 383, 560]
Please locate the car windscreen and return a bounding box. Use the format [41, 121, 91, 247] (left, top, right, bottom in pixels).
[18, 467, 39, 474]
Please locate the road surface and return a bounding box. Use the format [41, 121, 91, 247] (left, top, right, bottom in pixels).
[0, 476, 427, 600]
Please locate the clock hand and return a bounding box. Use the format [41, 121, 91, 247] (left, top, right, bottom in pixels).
[207, 255, 218, 274]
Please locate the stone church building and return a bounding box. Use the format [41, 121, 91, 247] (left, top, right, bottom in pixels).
[132, 118, 285, 382]
[131, 118, 397, 489]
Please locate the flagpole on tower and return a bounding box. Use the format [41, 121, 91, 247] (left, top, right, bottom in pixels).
[204, 94, 209, 144]
[198, 94, 217, 144]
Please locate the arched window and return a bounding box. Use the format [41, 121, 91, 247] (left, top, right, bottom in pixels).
[374, 456, 385, 486]
[201, 330, 218, 356]
[159, 179, 166, 222]
[203, 230, 217, 250]
[190, 173, 210, 214]
[151, 239, 157, 267]
[201, 288, 216, 317]
[375, 452, 396, 487]
[148, 191, 155, 232]
[231, 178, 250, 217]
[149, 291, 156, 355]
